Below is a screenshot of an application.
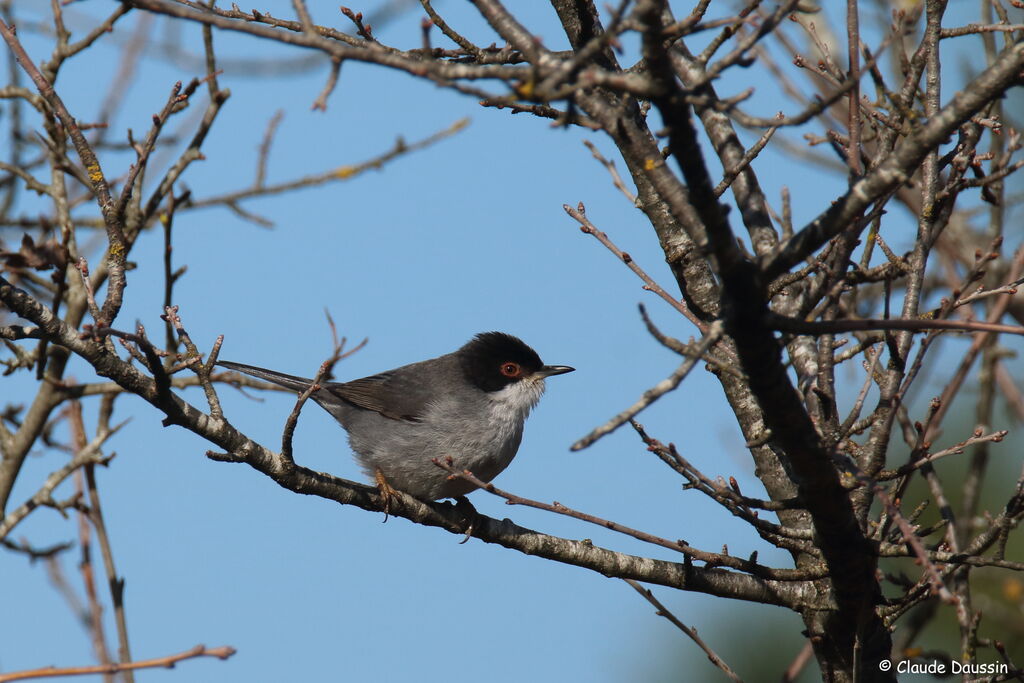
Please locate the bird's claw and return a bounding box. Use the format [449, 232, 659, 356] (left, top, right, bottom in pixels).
[453, 495, 479, 543]
[375, 469, 400, 522]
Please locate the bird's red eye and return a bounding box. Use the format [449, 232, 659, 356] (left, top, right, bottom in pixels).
[500, 362, 521, 378]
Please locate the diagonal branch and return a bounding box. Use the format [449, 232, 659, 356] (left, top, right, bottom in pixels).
[0, 273, 810, 610]
[624, 579, 744, 683]
[572, 321, 723, 450]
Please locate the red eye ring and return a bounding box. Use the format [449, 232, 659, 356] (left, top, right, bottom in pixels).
[500, 362, 521, 378]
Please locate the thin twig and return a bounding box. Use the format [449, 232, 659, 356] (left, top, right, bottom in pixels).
[0, 644, 236, 682]
[0, 428, 121, 541]
[420, 0, 479, 54]
[75, 258, 102, 325]
[84, 459, 133, 679]
[255, 110, 284, 188]
[713, 119, 780, 197]
[582, 139, 637, 205]
[280, 359, 331, 465]
[845, 0, 862, 175]
[1, 537, 72, 559]
[187, 118, 470, 212]
[572, 321, 724, 451]
[311, 57, 341, 111]
[564, 202, 707, 333]
[71, 453, 112, 680]
[163, 305, 224, 420]
[877, 429, 1008, 480]
[624, 579, 744, 682]
[280, 315, 361, 462]
[782, 641, 815, 682]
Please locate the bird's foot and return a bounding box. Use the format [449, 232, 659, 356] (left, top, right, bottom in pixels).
[453, 495, 479, 544]
[375, 469, 400, 522]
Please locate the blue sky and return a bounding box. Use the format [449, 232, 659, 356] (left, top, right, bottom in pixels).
[3, 2, 1018, 682]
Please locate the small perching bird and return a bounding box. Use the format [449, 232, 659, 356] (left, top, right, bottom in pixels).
[219, 332, 574, 501]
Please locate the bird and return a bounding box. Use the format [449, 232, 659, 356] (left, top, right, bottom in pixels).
[218, 332, 574, 501]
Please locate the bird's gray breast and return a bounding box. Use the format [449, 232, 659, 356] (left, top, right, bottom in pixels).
[341, 381, 541, 500]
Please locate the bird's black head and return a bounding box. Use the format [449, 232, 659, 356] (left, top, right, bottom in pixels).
[458, 332, 573, 392]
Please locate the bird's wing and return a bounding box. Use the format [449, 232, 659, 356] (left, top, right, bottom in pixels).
[220, 357, 450, 423]
[325, 367, 436, 423]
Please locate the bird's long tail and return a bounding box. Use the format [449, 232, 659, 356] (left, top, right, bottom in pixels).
[218, 360, 316, 393]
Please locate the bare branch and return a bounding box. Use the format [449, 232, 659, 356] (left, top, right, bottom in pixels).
[624, 579, 744, 683]
[0, 644, 237, 683]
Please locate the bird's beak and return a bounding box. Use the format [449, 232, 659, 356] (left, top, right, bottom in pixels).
[538, 365, 575, 377]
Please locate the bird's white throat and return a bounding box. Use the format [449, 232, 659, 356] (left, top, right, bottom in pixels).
[486, 377, 546, 422]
